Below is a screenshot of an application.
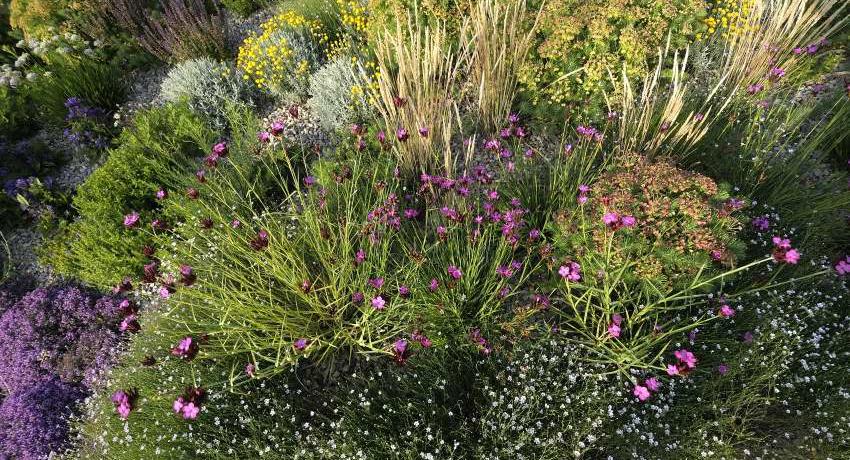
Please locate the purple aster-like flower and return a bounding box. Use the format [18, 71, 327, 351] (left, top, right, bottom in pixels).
[447, 265, 462, 280]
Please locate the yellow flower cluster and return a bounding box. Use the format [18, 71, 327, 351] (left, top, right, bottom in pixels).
[338, 0, 369, 35]
[350, 59, 380, 107]
[699, 0, 755, 39]
[236, 11, 328, 95]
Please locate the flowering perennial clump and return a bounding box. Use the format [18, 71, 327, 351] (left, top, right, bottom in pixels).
[236, 11, 329, 97]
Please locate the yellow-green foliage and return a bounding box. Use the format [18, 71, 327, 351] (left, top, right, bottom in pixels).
[520, 0, 707, 116]
[9, 0, 69, 37]
[366, 0, 468, 42]
[236, 11, 329, 98]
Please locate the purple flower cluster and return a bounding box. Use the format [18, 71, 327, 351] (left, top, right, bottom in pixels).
[0, 283, 124, 391]
[63, 97, 110, 150]
[0, 378, 85, 460]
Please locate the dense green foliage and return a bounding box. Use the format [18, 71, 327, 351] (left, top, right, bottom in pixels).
[42, 104, 214, 290]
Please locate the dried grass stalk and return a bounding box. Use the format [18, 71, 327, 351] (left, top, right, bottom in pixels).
[465, 0, 542, 132]
[614, 0, 849, 158]
[372, 14, 470, 174]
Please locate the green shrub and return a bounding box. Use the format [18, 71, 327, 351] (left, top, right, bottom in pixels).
[9, 0, 71, 38]
[0, 84, 37, 140]
[159, 57, 256, 130]
[366, 0, 467, 43]
[519, 0, 707, 119]
[29, 55, 127, 123]
[41, 103, 215, 290]
[221, 0, 266, 16]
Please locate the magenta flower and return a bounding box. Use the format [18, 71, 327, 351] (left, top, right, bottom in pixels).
[718, 363, 729, 375]
[156, 188, 168, 200]
[834, 256, 850, 275]
[742, 331, 754, 344]
[747, 83, 764, 95]
[784, 249, 800, 264]
[392, 338, 410, 364]
[171, 336, 199, 360]
[186, 187, 199, 199]
[294, 338, 309, 351]
[245, 363, 255, 377]
[719, 304, 736, 318]
[204, 153, 219, 168]
[602, 212, 619, 227]
[673, 349, 698, 369]
[396, 128, 409, 142]
[771, 236, 800, 264]
[557, 262, 581, 282]
[469, 328, 492, 355]
[111, 389, 137, 420]
[354, 248, 366, 266]
[123, 212, 140, 228]
[270, 121, 285, 136]
[258, 131, 272, 143]
[195, 169, 206, 183]
[620, 215, 636, 227]
[576, 125, 598, 139]
[633, 384, 651, 401]
[376, 130, 387, 144]
[418, 127, 429, 137]
[666, 364, 680, 376]
[179, 264, 196, 286]
[212, 142, 228, 156]
[369, 278, 384, 290]
[398, 285, 410, 297]
[230, 219, 241, 228]
[352, 291, 364, 304]
[173, 387, 205, 420]
[645, 377, 660, 392]
[371, 296, 386, 310]
[607, 322, 621, 338]
[404, 208, 420, 219]
[447, 265, 462, 280]
[250, 230, 269, 251]
[429, 279, 439, 292]
[769, 67, 786, 80]
[119, 314, 140, 333]
[303, 176, 316, 187]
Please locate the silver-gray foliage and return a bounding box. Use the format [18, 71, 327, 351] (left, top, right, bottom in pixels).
[159, 57, 255, 130]
[307, 57, 372, 133]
